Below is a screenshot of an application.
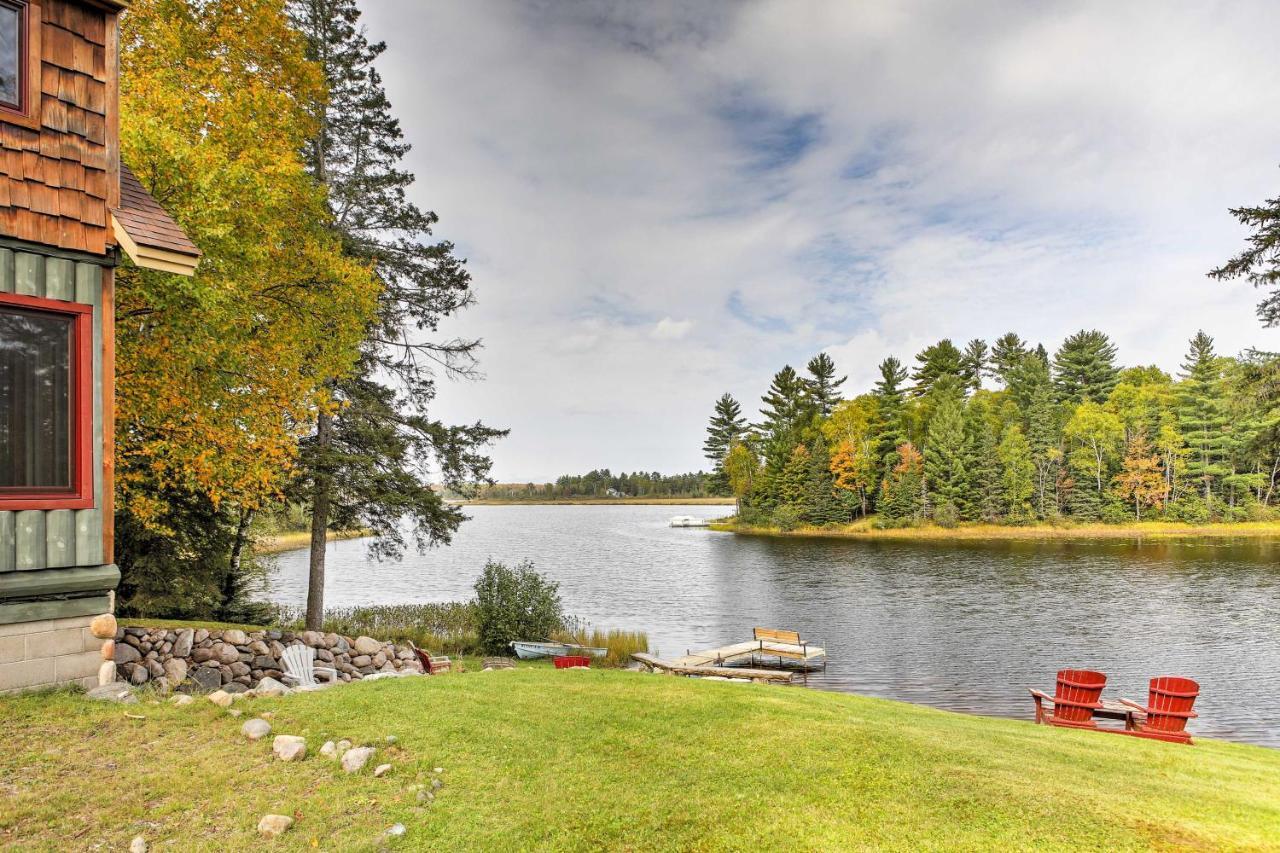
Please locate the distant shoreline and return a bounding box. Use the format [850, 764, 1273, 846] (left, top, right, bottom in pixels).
[713, 518, 1280, 542]
[463, 497, 736, 506]
[254, 529, 371, 554]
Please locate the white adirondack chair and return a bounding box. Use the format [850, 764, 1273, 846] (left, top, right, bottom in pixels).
[280, 644, 338, 690]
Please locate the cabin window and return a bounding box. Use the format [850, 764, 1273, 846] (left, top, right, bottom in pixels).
[0, 293, 93, 509]
[0, 0, 24, 112]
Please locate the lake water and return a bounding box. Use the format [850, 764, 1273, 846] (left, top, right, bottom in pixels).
[267, 504, 1280, 748]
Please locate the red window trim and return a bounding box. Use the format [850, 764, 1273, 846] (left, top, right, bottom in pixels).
[0, 290, 94, 511]
[0, 0, 40, 130]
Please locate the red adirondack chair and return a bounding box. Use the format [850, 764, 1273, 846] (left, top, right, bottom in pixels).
[1118, 677, 1199, 744]
[1029, 669, 1107, 729]
[412, 645, 451, 675]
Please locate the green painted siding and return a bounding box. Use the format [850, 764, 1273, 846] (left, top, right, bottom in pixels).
[0, 247, 112, 602]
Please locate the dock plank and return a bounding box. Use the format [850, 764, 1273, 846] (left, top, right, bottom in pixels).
[632, 653, 794, 683]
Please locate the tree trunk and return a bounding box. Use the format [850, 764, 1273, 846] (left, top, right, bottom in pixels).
[221, 507, 255, 618]
[306, 408, 334, 631]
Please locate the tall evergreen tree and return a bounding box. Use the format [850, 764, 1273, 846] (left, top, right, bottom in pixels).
[880, 442, 924, 523]
[924, 389, 969, 516]
[1026, 378, 1063, 517]
[964, 395, 1003, 521]
[1053, 330, 1120, 404]
[1176, 331, 1230, 500]
[801, 436, 845, 525]
[962, 339, 989, 391]
[804, 352, 847, 416]
[289, 0, 505, 629]
[990, 332, 1030, 385]
[1209, 180, 1280, 326]
[871, 357, 910, 487]
[703, 393, 747, 494]
[912, 339, 972, 397]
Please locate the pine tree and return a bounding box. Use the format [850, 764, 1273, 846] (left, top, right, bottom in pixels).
[703, 393, 747, 494]
[779, 445, 811, 509]
[962, 339, 989, 391]
[1053, 330, 1120, 404]
[998, 424, 1036, 521]
[1209, 183, 1280, 326]
[758, 366, 815, 482]
[1005, 348, 1052, 411]
[802, 437, 845, 525]
[964, 395, 1003, 521]
[880, 443, 924, 522]
[1176, 331, 1231, 501]
[871, 357, 909, 487]
[288, 0, 505, 628]
[1112, 430, 1165, 520]
[912, 339, 971, 397]
[924, 390, 969, 517]
[991, 332, 1030, 385]
[804, 352, 846, 416]
[1026, 379, 1063, 517]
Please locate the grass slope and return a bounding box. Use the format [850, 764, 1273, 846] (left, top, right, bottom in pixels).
[715, 517, 1280, 542]
[2, 671, 1278, 851]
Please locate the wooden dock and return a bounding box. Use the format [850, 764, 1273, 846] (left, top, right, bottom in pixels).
[673, 628, 827, 671]
[631, 653, 794, 684]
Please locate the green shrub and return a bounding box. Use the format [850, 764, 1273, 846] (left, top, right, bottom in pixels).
[1099, 499, 1134, 524]
[771, 505, 803, 531]
[932, 502, 960, 528]
[474, 560, 564, 655]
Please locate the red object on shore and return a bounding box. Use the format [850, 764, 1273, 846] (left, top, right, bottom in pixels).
[412, 647, 452, 675]
[1029, 669, 1107, 729]
[1118, 677, 1200, 744]
[554, 655, 591, 669]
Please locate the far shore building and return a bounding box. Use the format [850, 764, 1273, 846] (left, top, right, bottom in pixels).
[1, 0, 199, 692]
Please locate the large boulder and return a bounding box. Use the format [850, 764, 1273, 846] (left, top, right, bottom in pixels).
[221, 629, 248, 646]
[353, 636, 382, 656]
[190, 666, 222, 692]
[89, 614, 117, 639]
[113, 643, 141, 665]
[171, 629, 195, 659]
[163, 658, 188, 686]
[214, 643, 240, 665]
[85, 683, 136, 703]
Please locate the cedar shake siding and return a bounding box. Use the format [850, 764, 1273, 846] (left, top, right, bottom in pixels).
[0, 0, 116, 256]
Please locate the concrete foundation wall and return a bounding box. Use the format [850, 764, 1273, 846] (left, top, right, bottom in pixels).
[0, 615, 101, 694]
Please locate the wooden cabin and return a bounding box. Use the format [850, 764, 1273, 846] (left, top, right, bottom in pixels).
[0, 0, 198, 692]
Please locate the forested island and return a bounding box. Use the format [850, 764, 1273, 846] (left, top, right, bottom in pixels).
[463, 471, 732, 503]
[703, 332, 1280, 535]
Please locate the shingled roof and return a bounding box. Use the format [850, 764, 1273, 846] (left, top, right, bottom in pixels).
[110, 163, 201, 276]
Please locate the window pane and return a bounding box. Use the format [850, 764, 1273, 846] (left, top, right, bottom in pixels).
[0, 3, 19, 109]
[0, 307, 74, 491]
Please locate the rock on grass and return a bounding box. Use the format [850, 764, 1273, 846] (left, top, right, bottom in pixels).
[242, 718, 272, 741]
[272, 735, 306, 762]
[341, 746, 376, 773]
[257, 814, 294, 837]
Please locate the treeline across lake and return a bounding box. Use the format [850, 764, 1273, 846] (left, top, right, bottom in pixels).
[476, 470, 715, 500]
[704, 331, 1280, 529]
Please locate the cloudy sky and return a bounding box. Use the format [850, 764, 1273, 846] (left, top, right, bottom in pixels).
[361, 1, 1280, 482]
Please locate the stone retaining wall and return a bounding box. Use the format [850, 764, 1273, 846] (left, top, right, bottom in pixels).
[111, 627, 422, 693]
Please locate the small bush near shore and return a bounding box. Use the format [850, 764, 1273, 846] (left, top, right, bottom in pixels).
[553, 625, 650, 667]
[269, 602, 481, 654]
[474, 560, 564, 654]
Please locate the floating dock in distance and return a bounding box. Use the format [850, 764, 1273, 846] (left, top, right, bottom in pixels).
[673, 628, 827, 671]
[631, 653, 794, 683]
[669, 515, 710, 527]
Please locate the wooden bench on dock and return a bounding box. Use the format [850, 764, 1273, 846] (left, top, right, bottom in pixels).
[631, 653, 794, 684]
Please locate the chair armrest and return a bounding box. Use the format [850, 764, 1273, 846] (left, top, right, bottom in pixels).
[314, 666, 338, 682]
[280, 673, 300, 685]
[1120, 697, 1195, 718]
[1028, 689, 1053, 702]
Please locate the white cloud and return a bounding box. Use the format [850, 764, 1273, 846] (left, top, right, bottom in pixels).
[361, 0, 1279, 480]
[652, 317, 694, 340]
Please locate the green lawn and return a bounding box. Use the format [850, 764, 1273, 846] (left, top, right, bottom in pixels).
[2, 670, 1278, 851]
